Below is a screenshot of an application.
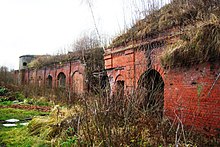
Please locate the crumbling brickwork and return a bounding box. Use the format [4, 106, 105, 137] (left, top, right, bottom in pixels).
[104, 31, 220, 135]
[18, 59, 86, 95]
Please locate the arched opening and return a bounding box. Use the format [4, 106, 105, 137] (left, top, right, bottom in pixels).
[57, 72, 66, 88]
[138, 69, 164, 117]
[38, 76, 42, 86]
[47, 75, 53, 88]
[23, 62, 27, 66]
[115, 75, 124, 97]
[72, 71, 84, 94]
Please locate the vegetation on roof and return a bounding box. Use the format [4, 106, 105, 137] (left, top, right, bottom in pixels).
[28, 48, 104, 69]
[161, 22, 220, 67]
[27, 51, 82, 69]
[28, 34, 104, 70]
[110, 0, 220, 48]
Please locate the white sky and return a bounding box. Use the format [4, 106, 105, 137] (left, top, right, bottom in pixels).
[0, 0, 169, 70]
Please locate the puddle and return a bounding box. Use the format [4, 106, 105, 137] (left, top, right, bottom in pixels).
[3, 124, 17, 127]
[0, 118, 31, 128]
[5, 119, 19, 123]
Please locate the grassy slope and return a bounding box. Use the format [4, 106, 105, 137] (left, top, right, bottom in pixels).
[111, 0, 220, 48]
[0, 127, 50, 147]
[0, 108, 50, 147]
[0, 108, 49, 120]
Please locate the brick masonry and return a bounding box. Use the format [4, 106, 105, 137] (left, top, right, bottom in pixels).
[104, 33, 220, 135]
[16, 60, 86, 95]
[15, 31, 220, 135]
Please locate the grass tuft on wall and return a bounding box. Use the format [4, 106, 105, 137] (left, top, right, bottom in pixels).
[160, 22, 220, 67]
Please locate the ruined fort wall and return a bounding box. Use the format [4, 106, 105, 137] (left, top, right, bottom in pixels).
[20, 60, 86, 94]
[164, 62, 220, 134]
[105, 48, 147, 94]
[105, 43, 220, 134]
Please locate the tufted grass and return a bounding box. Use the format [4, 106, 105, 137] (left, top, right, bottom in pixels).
[0, 108, 49, 121]
[161, 22, 220, 67]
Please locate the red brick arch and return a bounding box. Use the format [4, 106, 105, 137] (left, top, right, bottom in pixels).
[72, 70, 84, 94]
[151, 64, 165, 81]
[115, 74, 124, 82]
[57, 72, 66, 88]
[114, 74, 125, 96]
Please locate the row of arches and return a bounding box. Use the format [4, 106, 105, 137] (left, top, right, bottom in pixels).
[46, 72, 66, 88]
[47, 69, 164, 115]
[46, 71, 84, 94]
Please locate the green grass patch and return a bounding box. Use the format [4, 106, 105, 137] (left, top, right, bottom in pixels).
[0, 126, 50, 147]
[0, 100, 13, 106]
[0, 108, 50, 146]
[23, 98, 51, 107]
[0, 108, 49, 121]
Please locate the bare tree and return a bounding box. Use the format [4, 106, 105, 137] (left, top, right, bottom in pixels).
[0, 66, 14, 85]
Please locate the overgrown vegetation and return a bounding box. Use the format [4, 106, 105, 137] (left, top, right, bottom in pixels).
[161, 22, 220, 67]
[0, 86, 51, 146]
[0, 108, 48, 120]
[1, 93, 219, 146]
[111, 0, 220, 47]
[27, 33, 104, 71]
[0, 66, 14, 85]
[0, 127, 48, 147]
[0, 86, 52, 107]
[1, 0, 220, 146]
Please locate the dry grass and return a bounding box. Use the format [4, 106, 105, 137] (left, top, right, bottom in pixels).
[161, 22, 220, 67]
[27, 50, 83, 69]
[110, 0, 220, 48]
[27, 105, 83, 145]
[21, 91, 220, 146]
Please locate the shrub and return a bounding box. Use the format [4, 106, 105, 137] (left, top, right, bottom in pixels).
[0, 87, 8, 96]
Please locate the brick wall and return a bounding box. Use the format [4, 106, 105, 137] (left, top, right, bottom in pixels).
[164, 62, 220, 134]
[105, 41, 220, 135]
[20, 60, 86, 95]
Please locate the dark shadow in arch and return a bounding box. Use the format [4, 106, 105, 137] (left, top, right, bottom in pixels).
[138, 69, 164, 118]
[57, 72, 66, 88]
[23, 62, 27, 66]
[47, 75, 53, 88]
[115, 75, 125, 98]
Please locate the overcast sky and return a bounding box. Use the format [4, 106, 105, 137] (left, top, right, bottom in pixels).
[0, 0, 169, 70]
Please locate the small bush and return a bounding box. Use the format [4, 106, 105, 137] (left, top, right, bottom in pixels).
[15, 92, 26, 102]
[0, 87, 8, 96]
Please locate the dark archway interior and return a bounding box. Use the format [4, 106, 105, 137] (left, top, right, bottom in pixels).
[23, 62, 27, 66]
[138, 69, 164, 117]
[116, 80, 124, 97]
[47, 75, 53, 88]
[58, 72, 66, 88]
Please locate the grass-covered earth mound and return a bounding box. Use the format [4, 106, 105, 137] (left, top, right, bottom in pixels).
[161, 22, 220, 67]
[111, 0, 220, 48]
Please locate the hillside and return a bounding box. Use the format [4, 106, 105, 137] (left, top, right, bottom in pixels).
[111, 0, 220, 48]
